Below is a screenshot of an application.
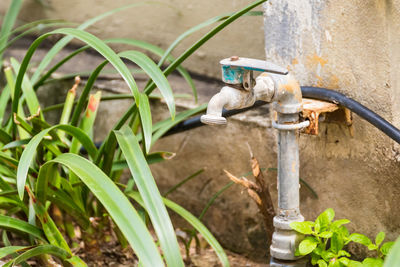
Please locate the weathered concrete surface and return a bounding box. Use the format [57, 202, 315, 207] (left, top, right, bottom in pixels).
[2, 0, 400, 262]
[0, 0, 265, 78]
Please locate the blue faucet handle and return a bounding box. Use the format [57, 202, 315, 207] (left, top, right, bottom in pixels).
[220, 57, 288, 74]
[220, 56, 288, 88]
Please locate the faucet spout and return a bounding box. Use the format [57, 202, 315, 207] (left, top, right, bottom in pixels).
[200, 86, 256, 125]
[201, 75, 275, 126]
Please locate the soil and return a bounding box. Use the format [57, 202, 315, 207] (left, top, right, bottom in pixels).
[73, 239, 270, 267]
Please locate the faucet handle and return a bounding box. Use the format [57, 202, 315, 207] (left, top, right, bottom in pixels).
[220, 57, 288, 75]
[220, 57, 287, 91]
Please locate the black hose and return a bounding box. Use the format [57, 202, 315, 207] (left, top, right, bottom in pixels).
[86, 86, 400, 152]
[164, 86, 400, 144]
[301, 87, 400, 144]
[163, 100, 268, 137]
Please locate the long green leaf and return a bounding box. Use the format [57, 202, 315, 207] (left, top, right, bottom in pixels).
[115, 126, 183, 267]
[13, 28, 140, 118]
[151, 103, 207, 144]
[0, 128, 12, 145]
[47, 188, 89, 229]
[109, 38, 197, 101]
[30, 2, 153, 84]
[10, 58, 41, 116]
[0, 21, 76, 55]
[0, 0, 23, 69]
[112, 151, 175, 172]
[34, 38, 196, 101]
[0, 19, 69, 49]
[119, 50, 175, 119]
[0, 84, 11, 126]
[0, 151, 36, 174]
[384, 237, 400, 267]
[127, 191, 230, 267]
[31, 200, 71, 253]
[17, 124, 98, 199]
[47, 153, 164, 266]
[163, 169, 204, 197]
[158, 10, 262, 68]
[64, 255, 88, 267]
[0, 214, 44, 241]
[0, 246, 28, 259]
[138, 93, 152, 153]
[13, 245, 71, 264]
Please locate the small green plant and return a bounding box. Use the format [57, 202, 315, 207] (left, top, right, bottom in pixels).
[290, 208, 394, 267]
[349, 231, 394, 266]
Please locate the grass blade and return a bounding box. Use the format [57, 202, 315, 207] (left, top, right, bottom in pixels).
[0, 214, 44, 241]
[48, 153, 164, 266]
[13, 245, 71, 264]
[109, 38, 197, 101]
[151, 103, 207, 144]
[13, 28, 140, 118]
[64, 255, 88, 267]
[30, 2, 153, 84]
[119, 50, 175, 120]
[0, 0, 23, 69]
[138, 93, 152, 153]
[163, 169, 204, 197]
[0, 128, 12, 145]
[112, 151, 175, 172]
[0, 246, 28, 259]
[17, 124, 98, 199]
[0, 21, 76, 55]
[27, 191, 71, 253]
[0, 84, 11, 126]
[115, 126, 183, 267]
[10, 57, 41, 117]
[127, 191, 230, 267]
[158, 10, 262, 67]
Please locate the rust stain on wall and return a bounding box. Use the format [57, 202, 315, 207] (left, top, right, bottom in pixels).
[308, 53, 328, 67]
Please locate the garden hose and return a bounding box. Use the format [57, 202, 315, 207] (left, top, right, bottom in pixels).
[164, 87, 400, 144]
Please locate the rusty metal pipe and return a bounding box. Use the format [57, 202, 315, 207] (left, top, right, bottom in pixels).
[269, 74, 305, 264]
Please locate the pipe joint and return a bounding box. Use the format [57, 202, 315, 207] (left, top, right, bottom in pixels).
[270, 73, 302, 114]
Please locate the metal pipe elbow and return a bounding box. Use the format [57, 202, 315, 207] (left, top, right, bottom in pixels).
[270, 73, 302, 114]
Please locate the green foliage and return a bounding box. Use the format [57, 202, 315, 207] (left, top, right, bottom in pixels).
[384, 237, 400, 267]
[290, 209, 395, 267]
[0, 0, 267, 265]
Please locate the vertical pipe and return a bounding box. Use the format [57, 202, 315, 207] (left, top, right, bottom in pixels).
[277, 113, 300, 216]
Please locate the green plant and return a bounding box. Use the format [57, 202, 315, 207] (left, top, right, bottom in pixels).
[384, 237, 400, 267]
[0, 0, 267, 266]
[290, 209, 395, 267]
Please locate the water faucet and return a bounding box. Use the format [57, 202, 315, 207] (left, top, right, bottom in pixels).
[201, 56, 310, 266]
[200, 56, 287, 125]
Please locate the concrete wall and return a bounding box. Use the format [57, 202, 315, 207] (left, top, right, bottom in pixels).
[0, 0, 266, 78]
[2, 0, 400, 262]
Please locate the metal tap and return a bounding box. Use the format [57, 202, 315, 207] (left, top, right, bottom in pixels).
[201, 56, 309, 266]
[200, 56, 286, 125]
